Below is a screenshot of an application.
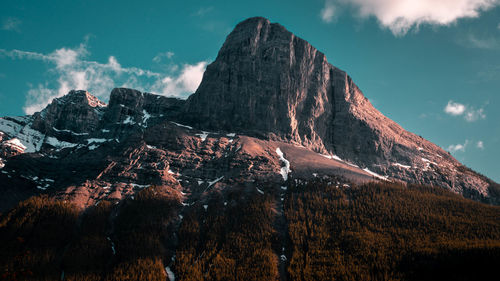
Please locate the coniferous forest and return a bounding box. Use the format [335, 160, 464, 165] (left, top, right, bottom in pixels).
[1, 180, 499, 281]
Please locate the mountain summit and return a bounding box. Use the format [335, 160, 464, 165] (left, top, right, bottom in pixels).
[0, 17, 498, 212]
[185, 17, 496, 201]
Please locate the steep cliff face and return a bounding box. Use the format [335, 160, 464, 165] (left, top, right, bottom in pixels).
[184, 17, 493, 200]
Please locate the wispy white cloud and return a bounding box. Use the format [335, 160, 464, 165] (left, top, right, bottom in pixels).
[447, 140, 469, 153]
[153, 51, 174, 63]
[444, 100, 466, 115]
[151, 62, 207, 97]
[463, 33, 500, 49]
[332, 0, 500, 36]
[443, 100, 486, 122]
[320, 1, 337, 23]
[464, 107, 486, 121]
[0, 42, 208, 114]
[477, 140, 484, 149]
[2, 17, 21, 32]
[192, 7, 214, 17]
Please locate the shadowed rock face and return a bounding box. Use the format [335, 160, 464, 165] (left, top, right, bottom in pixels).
[0, 17, 497, 211]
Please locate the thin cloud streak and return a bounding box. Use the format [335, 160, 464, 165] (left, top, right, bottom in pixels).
[320, 1, 337, 23]
[2, 17, 21, 32]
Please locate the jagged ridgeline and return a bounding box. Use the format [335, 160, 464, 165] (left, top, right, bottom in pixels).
[0, 17, 499, 281]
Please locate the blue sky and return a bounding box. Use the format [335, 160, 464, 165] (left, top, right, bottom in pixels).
[0, 0, 499, 181]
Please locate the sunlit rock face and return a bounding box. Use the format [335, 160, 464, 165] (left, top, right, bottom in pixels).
[183, 17, 495, 201]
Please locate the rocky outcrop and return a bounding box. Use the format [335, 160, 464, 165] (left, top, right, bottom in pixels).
[31, 90, 106, 135]
[101, 88, 185, 127]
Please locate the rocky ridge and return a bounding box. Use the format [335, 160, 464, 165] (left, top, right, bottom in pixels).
[0, 17, 498, 211]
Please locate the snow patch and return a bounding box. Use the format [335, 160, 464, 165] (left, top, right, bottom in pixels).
[52, 127, 88, 135]
[196, 131, 209, 142]
[421, 158, 438, 165]
[392, 163, 411, 169]
[165, 266, 175, 281]
[363, 168, 389, 181]
[88, 144, 99, 150]
[147, 144, 157, 149]
[87, 138, 108, 144]
[107, 237, 116, 255]
[45, 136, 78, 150]
[256, 187, 264, 194]
[321, 154, 343, 162]
[276, 148, 291, 181]
[171, 122, 193, 130]
[130, 183, 149, 189]
[207, 176, 224, 188]
[4, 138, 27, 151]
[226, 133, 236, 137]
[142, 110, 151, 124]
[0, 118, 45, 152]
[203, 205, 208, 211]
[123, 116, 135, 125]
[321, 153, 359, 167]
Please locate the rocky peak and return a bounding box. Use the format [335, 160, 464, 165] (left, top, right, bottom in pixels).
[61, 90, 107, 108]
[30, 90, 106, 135]
[184, 16, 377, 157]
[182, 17, 494, 199]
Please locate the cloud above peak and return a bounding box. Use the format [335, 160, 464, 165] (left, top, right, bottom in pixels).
[444, 100, 486, 122]
[447, 140, 469, 153]
[0, 42, 208, 114]
[321, 1, 337, 23]
[323, 0, 500, 35]
[444, 100, 466, 115]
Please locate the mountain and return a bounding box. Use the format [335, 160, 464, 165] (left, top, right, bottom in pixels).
[185, 17, 497, 201]
[0, 17, 499, 281]
[0, 18, 498, 212]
